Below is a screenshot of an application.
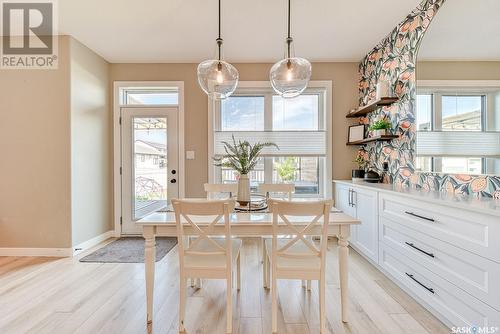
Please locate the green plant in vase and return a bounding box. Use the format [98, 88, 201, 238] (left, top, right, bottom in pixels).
[213, 135, 278, 205]
[352, 149, 368, 181]
[368, 119, 392, 137]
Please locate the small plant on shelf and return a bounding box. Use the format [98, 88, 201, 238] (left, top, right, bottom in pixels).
[368, 118, 392, 137]
[352, 149, 368, 181]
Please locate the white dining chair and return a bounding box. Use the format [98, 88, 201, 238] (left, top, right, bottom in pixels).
[204, 183, 238, 199]
[172, 199, 241, 333]
[259, 183, 295, 201]
[264, 199, 332, 333]
[259, 183, 313, 289]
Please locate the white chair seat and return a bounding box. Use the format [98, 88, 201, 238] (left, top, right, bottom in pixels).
[265, 238, 320, 272]
[185, 238, 242, 270]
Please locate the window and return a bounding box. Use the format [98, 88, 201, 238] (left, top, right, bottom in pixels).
[210, 83, 330, 197]
[416, 94, 432, 131]
[221, 96, 264, 131]
[120, 88, 179, 105]
[441, 95, 483, 131]
[416, 86, 499, 175]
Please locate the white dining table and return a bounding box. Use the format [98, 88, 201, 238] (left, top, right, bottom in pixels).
[137, 210, 360, 325]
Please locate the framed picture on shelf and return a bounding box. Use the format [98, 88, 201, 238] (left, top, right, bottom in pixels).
[348, 124, 366, 143]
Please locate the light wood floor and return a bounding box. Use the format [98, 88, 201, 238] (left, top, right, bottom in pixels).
[0, 238, 449, 334]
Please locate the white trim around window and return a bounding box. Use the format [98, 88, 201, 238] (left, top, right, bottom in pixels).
[207, 81, 333, 198]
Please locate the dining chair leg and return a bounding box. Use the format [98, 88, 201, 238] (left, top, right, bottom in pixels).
[190, 278, 195, 287]
[306, 280, 311, 291]
[226, 274, 233, 333]
[179, 276, 186, 333]
[319, 277, 326, 333]
[271, 275, 278, 333]
[237, 253, 241, 291]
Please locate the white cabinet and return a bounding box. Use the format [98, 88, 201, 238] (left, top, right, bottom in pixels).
[334, 182, 378, 263]
[333, 180, 500, 327]
[352, 187, 378, 263]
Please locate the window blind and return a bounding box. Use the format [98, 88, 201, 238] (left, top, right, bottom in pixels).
[214, 131, 326, 156]
[417, 131, 500, 157]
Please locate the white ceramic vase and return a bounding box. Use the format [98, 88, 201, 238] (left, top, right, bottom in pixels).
[237, 173, 251, 205]
[372, 129, 387, 137]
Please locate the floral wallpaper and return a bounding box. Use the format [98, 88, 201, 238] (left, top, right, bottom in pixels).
[357, 0, 500, 198]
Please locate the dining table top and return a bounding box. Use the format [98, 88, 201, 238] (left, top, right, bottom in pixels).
[137, 210, 360, 226]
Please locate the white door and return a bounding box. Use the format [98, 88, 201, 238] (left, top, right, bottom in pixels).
[351, 187, 378, 263]
[335, 183, 357, 242]
[121, 107, 179, 234]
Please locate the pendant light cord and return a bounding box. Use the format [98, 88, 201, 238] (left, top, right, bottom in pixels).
[216, 0, 223, 61]
[286, 0, 292, 60]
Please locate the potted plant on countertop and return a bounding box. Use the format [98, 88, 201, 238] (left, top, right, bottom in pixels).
[352, 149, 368, 182]
[368, 118, 392, 137]
[213, 135, 278, 206]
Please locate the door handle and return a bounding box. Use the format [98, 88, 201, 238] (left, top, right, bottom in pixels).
[348, 189, 352, 206]
[351, 189, 356, 207]
[170, 179, 177, 184]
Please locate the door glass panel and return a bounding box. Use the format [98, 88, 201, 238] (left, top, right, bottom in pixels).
[133, 117, 168, 219]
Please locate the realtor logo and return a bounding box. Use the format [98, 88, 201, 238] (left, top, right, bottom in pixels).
[1, 0, 58, 69]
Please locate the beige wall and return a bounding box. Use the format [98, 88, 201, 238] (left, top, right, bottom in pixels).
[0, 36, 112, 249]
[70, 38, 112, 246]
[110, 62, 359, 197]
[0, 36, 72, 248]
[417, 61, 500, 80]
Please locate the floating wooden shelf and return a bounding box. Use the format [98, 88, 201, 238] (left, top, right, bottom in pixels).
[346, 97, 399, 118]
[346, 135, 399, 146]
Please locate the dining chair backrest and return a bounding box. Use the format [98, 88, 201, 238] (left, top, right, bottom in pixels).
[269, 199, 332, 262]
[259, 183, 295, 201]
[204, 183, 238, 200]
[172, 199, 234, 263]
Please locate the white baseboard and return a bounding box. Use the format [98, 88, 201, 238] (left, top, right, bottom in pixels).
[0, 247, 73, 257]
[72, 231, 115, 256]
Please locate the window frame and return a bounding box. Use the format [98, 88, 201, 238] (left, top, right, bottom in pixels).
[416, 80, 500, 175]
[208, 81, 332, 198]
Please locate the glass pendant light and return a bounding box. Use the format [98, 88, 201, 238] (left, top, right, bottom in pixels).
[197, 0, 239, 100]
[270, 0, 311, 98]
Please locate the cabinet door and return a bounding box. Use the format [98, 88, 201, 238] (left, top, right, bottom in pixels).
[352, 187, 378, 263]
[334, 183, 356, 218]
[334, 183, 356, 242]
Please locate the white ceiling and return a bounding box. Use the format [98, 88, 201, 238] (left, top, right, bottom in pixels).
[418, 0, 500, 61]
[58, 0, 422, 63]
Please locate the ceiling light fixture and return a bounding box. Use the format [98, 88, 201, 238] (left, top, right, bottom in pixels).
[269, 0, 311, 98]
[197, 0, 239, 100]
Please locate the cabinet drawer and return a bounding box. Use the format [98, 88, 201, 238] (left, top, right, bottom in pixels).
[379, 193, 500, 263]
[380, 216, 500, 311]
[379, 243, 500, 327]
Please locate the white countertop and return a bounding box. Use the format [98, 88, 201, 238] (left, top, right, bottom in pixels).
[333, 180, 500, 217]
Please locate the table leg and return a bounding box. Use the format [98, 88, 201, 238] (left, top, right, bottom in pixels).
[338, 226, 349, 323]
[144, 226, 156, 324]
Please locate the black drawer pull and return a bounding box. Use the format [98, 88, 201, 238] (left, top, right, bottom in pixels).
[405, 242, 435, 258]
[405, 211, 435, 222]
[405, 273, 434, 294]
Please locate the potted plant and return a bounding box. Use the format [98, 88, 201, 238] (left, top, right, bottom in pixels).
[368, 119, 392, 137]
[352, 149, 368, 182]
[214, 136, 278, 206]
